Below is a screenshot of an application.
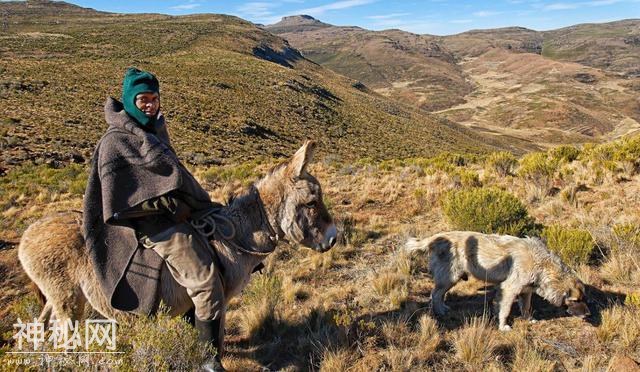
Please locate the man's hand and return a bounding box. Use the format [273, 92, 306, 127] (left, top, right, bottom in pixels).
[171, 200, 192, 223]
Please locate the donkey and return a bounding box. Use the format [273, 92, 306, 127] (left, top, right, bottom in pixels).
[18, 140, 336, 356]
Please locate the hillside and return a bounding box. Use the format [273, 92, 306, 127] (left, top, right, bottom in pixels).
[266, 16, 473, 112]
[0, 1, 502, 173]
[268, 17, 640, 147]
[542, 19, 640, 78]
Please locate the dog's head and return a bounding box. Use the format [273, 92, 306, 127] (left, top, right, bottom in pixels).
[563, 279, 590, 319]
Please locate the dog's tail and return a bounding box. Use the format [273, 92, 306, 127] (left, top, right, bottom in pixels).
[404, 236, 432, 254]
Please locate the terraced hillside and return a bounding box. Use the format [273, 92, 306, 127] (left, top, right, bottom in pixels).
[0, 1, 502, 172]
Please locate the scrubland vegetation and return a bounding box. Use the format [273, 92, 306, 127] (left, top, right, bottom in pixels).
[1, 135, 639, 371]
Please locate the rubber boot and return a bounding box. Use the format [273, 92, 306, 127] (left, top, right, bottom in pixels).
[195, 318, 225, 372]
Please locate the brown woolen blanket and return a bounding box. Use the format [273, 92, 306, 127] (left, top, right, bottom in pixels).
[82, 97, 212, 315]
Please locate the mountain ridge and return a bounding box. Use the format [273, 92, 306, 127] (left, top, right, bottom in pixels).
[266, 16, 640, 146]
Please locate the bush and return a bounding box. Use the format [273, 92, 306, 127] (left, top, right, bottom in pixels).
[518, 152, 557, 187]
[441, 187, 538, 237]
[118, 306, 215, 371]
[549, 145, 580, 164]
[485, 151, 517, 177]
[451, 169, 482, 188]
[541, 225, 594, 267]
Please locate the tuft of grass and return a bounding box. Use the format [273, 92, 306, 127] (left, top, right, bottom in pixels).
[600, 223, 640, 285]
[595, 305, 640, 352]
[417, 314, 440, 359]
[541, 225, 594, 267]
[512, 344, 555, 372]
[452, 316, 498, 370]
[371, 271, 409, 308]
[442, 187, 538, 237]
[518, 152, 557, 185]
[382, 346, 416, 372]
[381, 316, 413, 349]
[319, 348, 353, 372]
[239, 274, 283, 341]
[549, 144, 580, 164]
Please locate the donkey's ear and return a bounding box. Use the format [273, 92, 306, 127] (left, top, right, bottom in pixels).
[287, 140, 316, 178]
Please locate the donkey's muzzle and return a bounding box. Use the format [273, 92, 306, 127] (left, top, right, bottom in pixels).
[316, 224, 338, 252]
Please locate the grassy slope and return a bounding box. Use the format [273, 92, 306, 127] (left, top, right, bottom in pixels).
[0, 1, 501, 174]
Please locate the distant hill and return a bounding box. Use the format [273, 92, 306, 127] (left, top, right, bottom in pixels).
[267, 17, 640, 146]
[542, 20, 640, 78]
[265, 15, 473, 112]
[0, 1, 507, 171]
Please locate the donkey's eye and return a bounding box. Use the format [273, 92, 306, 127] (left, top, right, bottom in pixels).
[305, 200, 317, 208]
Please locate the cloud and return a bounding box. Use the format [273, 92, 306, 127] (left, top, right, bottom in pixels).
[472, 10, 502, 17]
[367, 13, 411, 20]
[295, 0, 376, 17]
[544, 0, 623, 10]
[543, 2, 579, 10]
[237, 2, 277, 19]
[170, 2, 201, 10]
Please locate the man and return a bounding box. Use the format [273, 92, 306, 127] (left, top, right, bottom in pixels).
[82, 67, 225, 371]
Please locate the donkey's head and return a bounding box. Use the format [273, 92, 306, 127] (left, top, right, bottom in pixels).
[257, 141, 337, 252]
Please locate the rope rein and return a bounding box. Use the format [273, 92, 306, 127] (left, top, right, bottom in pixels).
[189, 187, 279, 257]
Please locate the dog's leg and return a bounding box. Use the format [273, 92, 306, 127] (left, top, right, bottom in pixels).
[497, 282, 520, 331]
[518, 289, 535, 322]
[429, 249, 460, 316]
[431, 276, 456, 316]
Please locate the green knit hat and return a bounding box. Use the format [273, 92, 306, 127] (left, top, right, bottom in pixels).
[121, 67, 160, 127]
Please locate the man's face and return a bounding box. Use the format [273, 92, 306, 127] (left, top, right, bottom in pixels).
[135, 92, 160, 117]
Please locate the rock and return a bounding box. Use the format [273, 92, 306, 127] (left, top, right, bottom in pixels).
[606, 355, 640, 372]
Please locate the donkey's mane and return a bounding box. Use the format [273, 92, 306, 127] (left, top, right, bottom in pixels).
[224, 161, 289, 206]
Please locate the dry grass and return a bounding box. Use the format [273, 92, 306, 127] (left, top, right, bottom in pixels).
[452, 316, 498, 369]
[238, 274, 283, 341]
[417, 314, 441, 359]
[3, 136, 640, 370]
[319, 348, 354, 372]
[596, 305, 640, 352]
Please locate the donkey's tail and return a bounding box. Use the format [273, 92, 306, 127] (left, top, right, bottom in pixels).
[30, 281, 46, 305]
[28, 281, 53, 324]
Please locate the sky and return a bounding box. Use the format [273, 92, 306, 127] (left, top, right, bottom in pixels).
[55, 0, 640, 35]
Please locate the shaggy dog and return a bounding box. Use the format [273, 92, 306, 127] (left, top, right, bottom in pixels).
[406, 231, 590, 331]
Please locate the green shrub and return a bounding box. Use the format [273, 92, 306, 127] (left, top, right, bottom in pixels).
[549, 145, 580, 164]
[451, 169, 482, 188]
[485, 151, 517, 177]
[541, 225, 594, 267]
[116, 306, 215, 371]
[518, 152, 557, 187]
[441, 187, 538, 237]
